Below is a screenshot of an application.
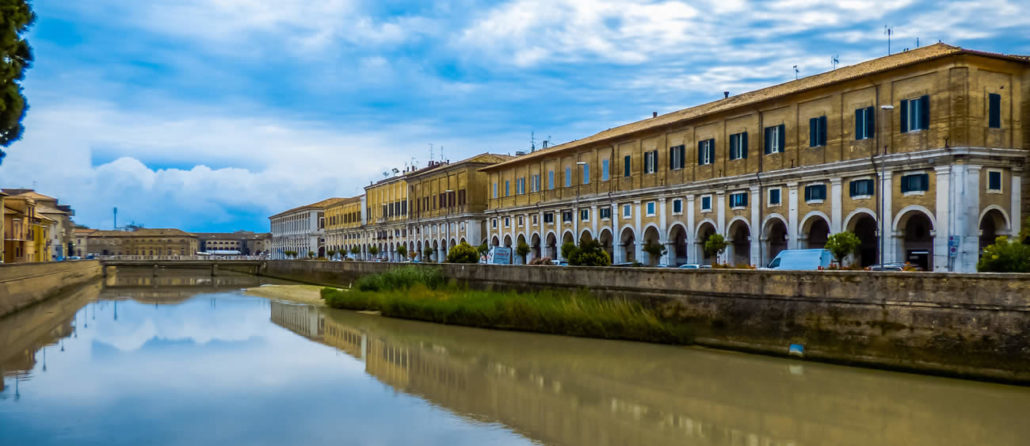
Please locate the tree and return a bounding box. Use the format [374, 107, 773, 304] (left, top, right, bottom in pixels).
[825, 232, 861, 266]
[307, 250, 315, 258]
[327, 249, 337, 259]
[703, 234, 727, 260]
[349, 246, 360, 256]
[568, 239, 611, 266]
[477, 242, 489, 256]
[516, 241, 531, 263]
[284, 250, 297, 259]
[643, 240, 666, 265]
[978, 219, 1030, 273]
[447, 242, 479, 263]
[0, 0, 35, 164]
[423, 246, 434, 261]
[561, 241, 578, 261]
[396, 244, 407, 259]
[368, 246, 379, 258]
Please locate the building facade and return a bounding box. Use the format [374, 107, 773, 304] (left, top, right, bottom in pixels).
[481, 44, 1028, 272]
[85, 228, 199, 258]
[195, 231, 272, 256]
[268, 198, 342, 259]
[363, 174, 410, 261]
[324, 196, 365, 259]
[1, 189, 74, 262]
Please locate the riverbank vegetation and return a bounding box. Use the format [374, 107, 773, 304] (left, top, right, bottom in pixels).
[322, 266, 692, 344]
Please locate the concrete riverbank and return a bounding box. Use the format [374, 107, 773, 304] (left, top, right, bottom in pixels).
[259, 260, 1030, 383]
[0, 261, 102, 318]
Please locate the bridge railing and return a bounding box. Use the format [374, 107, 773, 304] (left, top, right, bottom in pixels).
[96, 255, 269, 261]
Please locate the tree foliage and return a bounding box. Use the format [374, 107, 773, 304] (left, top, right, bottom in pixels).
[643, 240, 666, 265]
[978, 219, 1030, 273]
[703, 234, 727, 259]
[516, 241, 530, 261]
[568, 239, 611, 266]
[825, 231, 861, 265]
[349, 246, 360, 255]
[561, 241, 578, 260]
[477, 242, 489, 256]
[396, 244, 407, 258]
[446, 241, 479, 263]
[368, 245, 379, 256]
[0, 0, 35, 162]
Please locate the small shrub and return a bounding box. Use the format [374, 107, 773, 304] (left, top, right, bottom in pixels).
[825, 232, 861, 266]
[354, 266, 446, 291]
[977, 236, 1030, 273]
[516, 241, 531, 263]
[703, 234, 727, 259]
[568, 239, 611, 266]
[396, 245, 407, 259]
[561, 241, 578, 260]
[642, 240, 666, 265]
[447, 242, 480, 263]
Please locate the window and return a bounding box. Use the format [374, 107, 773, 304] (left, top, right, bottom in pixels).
[581, 209, 590, 221]
[582, 163, 590, 184]
[548, 170, 555, 190]
[700, 195, 712, 212]
[493, 182, 498, 198]
[645, 201, 656, 216]
[804, 184, 827, 202]
[644, 150, 659, 174]
[729, 192, 748, 208]
[855, 106, 875, 140]
[768, 188, 781, 206]
[504, 217, 510, 227]
[623, 155, 631, 177]
[989, 93, 1001, 129]
[900, 95, 930, 132]
[809, 116, 827, 147]
[622, 204, 631, 218]
[987, 170, 1003, 192]
[544, 213, 554, 224]
[532, 214, 538, 224]
[601, 159, 610, 181]
[729, 132, 748, 160]
[764, 124, 785, 154]
[505, 180, 510, 197]
[697, 139, 715, 165]
[492, 219, 498, 228]
[565, 167, 572, 187]
[672, 199, 683, 214]
[600, 207, 611, 219]
[530, 175, 539, 192]
[516, 177, 525, 195]
[900, 173, 930, 193]
[849, 179, 875, 198]
[562, 211, 573, 223]
[669, 145, 686, 169]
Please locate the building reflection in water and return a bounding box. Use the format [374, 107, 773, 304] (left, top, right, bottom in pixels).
[270, 301, 1030, 446]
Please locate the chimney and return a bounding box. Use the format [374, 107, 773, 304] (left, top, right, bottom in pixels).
[724, 91, 729, 99]
[652, 111, 657, 118]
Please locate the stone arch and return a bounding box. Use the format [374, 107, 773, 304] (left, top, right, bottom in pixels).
[845, 209, 879, 267]
[491, 236, 500, 247]
[667, 222, 689, 265]
[598, 228, 614, 262]
[530, 232, 542, 260]
[979, 205, 1011, 254]
[894, 206, 936, 271]
[843, 208, 877, 232]
[696, 220, 718, 265]
[560, 231, 574, 260]
[726, 218, 752, 266]
[516, 233, 528, 264]
[579, 228, 593, 244]
[545, 231, 558, 259]
[619, 226, 636, 264]
[800, 211, 831, 249]
[642, 225, 662, 266]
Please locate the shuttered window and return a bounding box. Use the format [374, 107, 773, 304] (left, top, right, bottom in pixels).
[669, 145, 686, 169]
[855, 107, 875, 140]
[988, 93, 1001, 129]
[849, 179, 874, 197]
[623, 155, 631, 177]
[697, 139, 715, 165]
[900, 95, 930, 132]
[809, 116, 827, 147]
[729, 192, 748, 208]
[900, 173, 929, 193]
[804, 184, 827, 202]
[729, 132, 748, 160]
[764, 124, 785, 154]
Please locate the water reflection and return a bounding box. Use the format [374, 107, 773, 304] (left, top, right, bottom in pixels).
[272, 302, 1030, 446]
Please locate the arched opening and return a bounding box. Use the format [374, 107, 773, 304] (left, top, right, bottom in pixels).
[516, 234, 528, 264]
[598, 229, 614, 262]
[531, 233, 542, 260]
[560, 232, 574, 260]
[620, 227, 636, 264]
[318, 246, 326, 258]
[979, 209, 1008, 255]
[803, 216, 830, 249]
[668, 225, 688, 266]
[503, 235, 513, 248]
[727, 220, 751, 266]
[696, 222, 717, 265]
[763, 218, 788, 266]
[545, 233, 557, 259]
[899, 211, 934, 271]
[491, 236, 500, 247]
[848, 214, 879, 267]
[432, 240, 440, 263]
[642, 226, 662, 266]
[579, 230, 593, 244]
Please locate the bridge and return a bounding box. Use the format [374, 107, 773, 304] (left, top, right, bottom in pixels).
[100, 259, 266, 276]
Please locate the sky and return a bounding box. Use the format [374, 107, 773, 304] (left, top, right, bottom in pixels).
[0, 0, 1028, 233]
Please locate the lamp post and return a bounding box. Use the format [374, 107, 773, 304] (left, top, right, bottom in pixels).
[878, 104, 894, 267]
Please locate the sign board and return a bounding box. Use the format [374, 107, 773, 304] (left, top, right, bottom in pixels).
[948, 236, 960, 258]
[487, 247, 512, 265]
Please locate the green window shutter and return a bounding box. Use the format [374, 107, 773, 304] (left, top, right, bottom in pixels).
[809, 118, 817, 147]
[698, 141, 704, 164]
[900, 99, 909, 132]
[764, 127, 772, 154]
[679, 145, 686, 167]
[819, 116, 827, 145]
[729, 134, 738, 159]
[919, 95, 930, 130]
[623, 156, 630, 177]
[777, 124, 785, 152]
[741, 132, 748, 159]
[855, 108, 864, 139]
[865, 106, 875, 138]
[989, 93, 1001, 128]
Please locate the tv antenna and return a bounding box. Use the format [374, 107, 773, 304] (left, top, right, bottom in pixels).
[793, 65, 799, 80]
[831, 54, 839, 70]
[884, 25, 893, 55]
[429, 143, 434, 163]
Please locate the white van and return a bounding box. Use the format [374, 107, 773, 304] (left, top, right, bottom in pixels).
[767, 249, 833, 271]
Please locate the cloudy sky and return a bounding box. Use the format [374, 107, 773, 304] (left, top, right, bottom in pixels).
[1, 0, 1028, 232]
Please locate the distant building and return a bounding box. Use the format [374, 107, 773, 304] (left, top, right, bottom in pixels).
[3, 193, 53, 263]
[268, 198, 346, 259]
[194, 230, 271, 256]
[71, 227, 94, 257]
[85, 228, 198, 257]
[1, 189, 75, 262]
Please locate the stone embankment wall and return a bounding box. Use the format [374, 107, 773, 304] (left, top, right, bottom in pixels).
[261, 260, 1030, 383]
[0, 261, 102, 318]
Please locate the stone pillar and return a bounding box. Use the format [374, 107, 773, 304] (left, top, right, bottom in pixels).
[686, 195, 696, 264]
[934, 165, 951, 272]
[716, 191, 726, 264]
[787, 182, 800, 250]
[951, 164, 981, 273]
[830, 177, 843, 234]
[1011, 167, 1022, 237]
[591, 204, 599, 240]
[634, 200, 643, 263]
[659, 196, 671, 266]
[749, 186, 761, 266]
[612, 202, 623, 263]
[880, 171, 894, 264]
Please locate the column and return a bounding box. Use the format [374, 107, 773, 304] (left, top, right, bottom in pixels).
[591, 204, 599, 240]
[659, 196, 671, 266]
[612, 202, 623, 263]
[686, 195, 696, 264]
[787, 182, 800, 250]
[749, 186, 761, 266]
[1012, 167, 1022, 238]
[830, 177, 843, 234]
[934, 165, 951, 272]
[880, 171, 894, 264]
[634, 200, 643, 263]
[953, 164, 981, 273]
[715, 191, 726, 264]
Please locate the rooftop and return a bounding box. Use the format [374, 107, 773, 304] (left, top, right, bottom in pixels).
[269, 197, 348, 219]
[89, 228, 196, 237]
[482, 43, 1030, 171]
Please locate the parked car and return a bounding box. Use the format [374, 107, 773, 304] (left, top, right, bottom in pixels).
[766, 249, 833, 271]
[867, 263, 905, 271]
[678, 263, 701, 269]
[67, 256, 82, 261]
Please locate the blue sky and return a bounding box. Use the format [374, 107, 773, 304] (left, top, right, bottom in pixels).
[1, 0, 1028, 232]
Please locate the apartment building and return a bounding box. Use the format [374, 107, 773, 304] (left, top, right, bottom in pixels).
[268, 197, 343, 259]
[324, 196, 365, 258]
[85, 228, 198, 257]
[362, 173, 409, 261]
[481, 44, 1028, 272]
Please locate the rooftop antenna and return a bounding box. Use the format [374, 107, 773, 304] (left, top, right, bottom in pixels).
[884, 25, 893, 55]
[531, 131, 536, 152]
[831, 54, 839, 70]
[793, 65, 799, 80]
[113, 207, 118, 230]
[429, 143, 434, 163]
[440, 146, 444, 162]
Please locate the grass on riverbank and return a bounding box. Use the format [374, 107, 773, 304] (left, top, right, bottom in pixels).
[322, 266, 692, 344]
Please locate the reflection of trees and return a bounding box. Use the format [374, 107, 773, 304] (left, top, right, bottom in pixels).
[272, 306, 1030, 446]
[0, 281, 101, 386]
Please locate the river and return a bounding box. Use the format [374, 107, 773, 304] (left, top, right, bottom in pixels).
[1, 268, 1028, 445]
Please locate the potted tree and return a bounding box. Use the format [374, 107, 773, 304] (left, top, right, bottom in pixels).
[825, 232, 861, 268]
[703, 234, 727, 266]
